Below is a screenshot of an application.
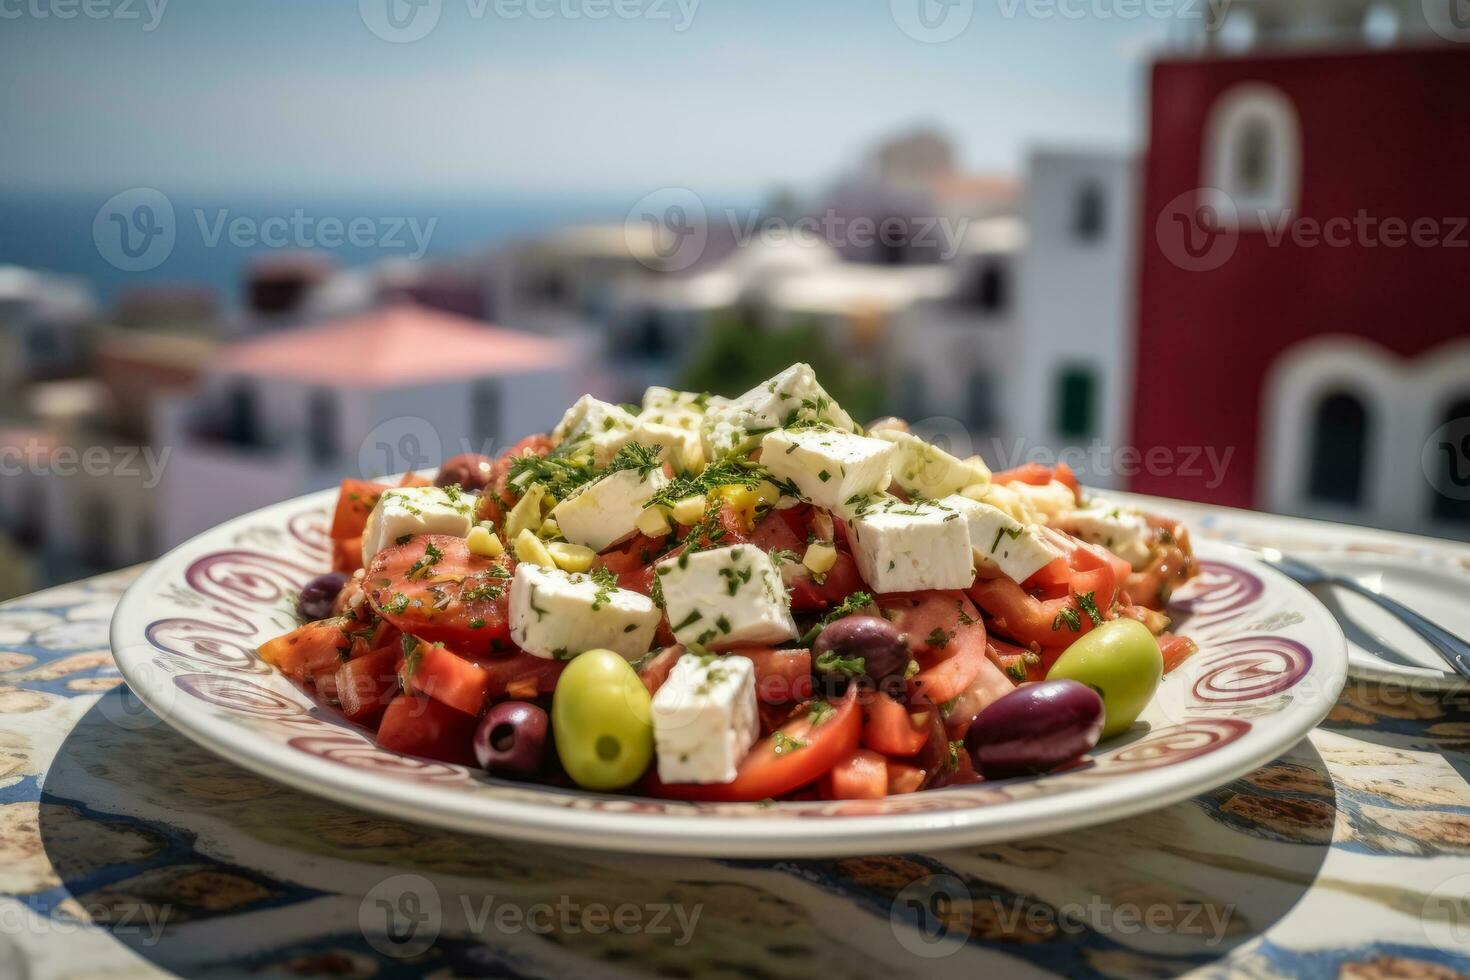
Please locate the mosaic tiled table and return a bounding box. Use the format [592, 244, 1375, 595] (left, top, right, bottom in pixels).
[3, 501, 1470, 979]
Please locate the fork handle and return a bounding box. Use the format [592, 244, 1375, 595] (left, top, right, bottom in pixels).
[1334, 577, 1470, 680]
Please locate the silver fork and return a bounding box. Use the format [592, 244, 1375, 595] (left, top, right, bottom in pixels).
[1258, 549, 1470, 680]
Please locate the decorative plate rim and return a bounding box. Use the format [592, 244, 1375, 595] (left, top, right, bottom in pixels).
[111, 486, 1349, 857]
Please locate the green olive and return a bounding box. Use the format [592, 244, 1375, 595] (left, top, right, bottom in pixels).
[551, 649, 654, 790]
[1045, 618, 1163, 740]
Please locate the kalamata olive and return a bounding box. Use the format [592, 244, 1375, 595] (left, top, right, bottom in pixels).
[813, 615, 909, 685]
[298, 571, 349, 622]
[474, 701, 550, 778]
[435, 453, 495, 493]
[964, 679, 1104, 780]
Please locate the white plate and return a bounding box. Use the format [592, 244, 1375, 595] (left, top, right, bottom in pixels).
[1295, 554, 1470, 691]
[111, 490, 1347, 857]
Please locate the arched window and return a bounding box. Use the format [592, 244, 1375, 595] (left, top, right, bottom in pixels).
[1073, 181, 1106, 242]
[225, 381, 259, 447]
[1305, 390, 1370, 507]
[965, 263, 1007, 315]
[1054, 365, 1097, 440]
[635, 313, 668, 358]
[1430, 395, 1470, 526]
[1202, 84, 1301, 229]
[307, 388, 338, 464]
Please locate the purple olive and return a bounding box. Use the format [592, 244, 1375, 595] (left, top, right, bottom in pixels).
[436, 453, 496, 493]
[964, 679, 1104, 780]
[474, 701, 550, 779]
[298, 571, 349, 622]
[814, 615, 909, 686]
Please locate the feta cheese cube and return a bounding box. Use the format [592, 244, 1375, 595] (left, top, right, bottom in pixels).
[760, 428, 895, 514]
[508, 563, 660, 661]
[651, 652, 759, 784]
[361, 486, 476, 566]
[608, 417, 705, 473]
[551, 395, 638, 466]
[701, 363, 856, 458]
[847, 497, 976, 593]
[1054, 500, 1156, 570]
[940, 494, 1061, 584]
[656, 545, 797, 649]
[550, 466, 670, 554]
[873, 429, 991, 499]
[642, 386, 710, 420]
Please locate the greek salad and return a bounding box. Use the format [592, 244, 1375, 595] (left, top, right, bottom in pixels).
[262, 363, 1199, 801]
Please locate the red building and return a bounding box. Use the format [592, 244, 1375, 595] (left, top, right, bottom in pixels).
[1130, 43, 1470, 537]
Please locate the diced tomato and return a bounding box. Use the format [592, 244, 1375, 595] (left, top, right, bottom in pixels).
[992, 461, 1080, 497]
[733, 646, 813, 703]
[877, 592, 988, 706]
[747, 511, 803, 554]
[885, 761, 926, 795]
[489, 434, 555, 505]
[941, 654, 1016, 738]
[481, 650, 568, 699]
[336, 645, 402, 725]
[375, 694, 477, 766]
[330, 479, 389, 541]
[647, 688, 861, 802]
[405, 640, 494, 716]
[258, 620, 349, 683]
[332, 536, 364, 575]
[1159, 633, 1199, 674]
[787, 551, 866, 613]
[637, 645, 684, 697]
[365, 535, 515, 656]
[398, 471, 432, 488]
[820, 748, 888, 800]
[989, 637, 1044, 684]
[863, 692, 931, 756]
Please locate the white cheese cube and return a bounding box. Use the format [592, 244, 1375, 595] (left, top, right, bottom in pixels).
[847, 497, 976, 593]
[642, 386, 710, 420]
[550, 466, 670, 554]
[760, 428, 894, 514]
[651, 652, 759, 784]
[551, 394, 638, 466]
[1006, 480, 1078, 522]
[1054, 500, 1156, 570]
[701, 363, 856, 458]
[655, 545, 798, 650]
[873, 429, 991, 499]
[609, 417, 704, 473]
[361, 486, 476, 566]
[940, 494, 1061, 584]
[508, 563, 660, 661]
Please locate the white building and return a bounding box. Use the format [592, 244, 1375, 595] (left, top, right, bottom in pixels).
[1009, 149, 1140, 486]
[0, 266, 97, 405]
[153, 304, 582, 548]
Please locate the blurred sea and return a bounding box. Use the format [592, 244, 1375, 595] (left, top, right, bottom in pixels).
[0, 190, 636, 306]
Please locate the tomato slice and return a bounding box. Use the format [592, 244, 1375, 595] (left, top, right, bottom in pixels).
[885, 761, 926, 795]
[877, 592, 987, 706]
[731, 646, 813, 703]
[336, 645, 402, 726]
[862, 691, 931, 756]
[941, 654, 1015, 738]
[647, 688, 860, 802]
[481, 650, 567, 699]
[375, 694, 477, 766]
[1159, 633, 1199, 673]
[330, 479, 390, 541]
[637, 645, 684, 697]
[787, 551, 865, 613]
[404, 639, 494, 716]
[259, 620, 350, 683]
[991, 461, 1079, 496]
[365, 535, 515, 656]
[820, 748, 888, 800]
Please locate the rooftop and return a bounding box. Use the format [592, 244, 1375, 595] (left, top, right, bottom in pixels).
[214, 303, 573, 387]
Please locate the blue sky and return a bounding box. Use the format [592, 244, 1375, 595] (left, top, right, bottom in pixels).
[2, 0, 1190, 199]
